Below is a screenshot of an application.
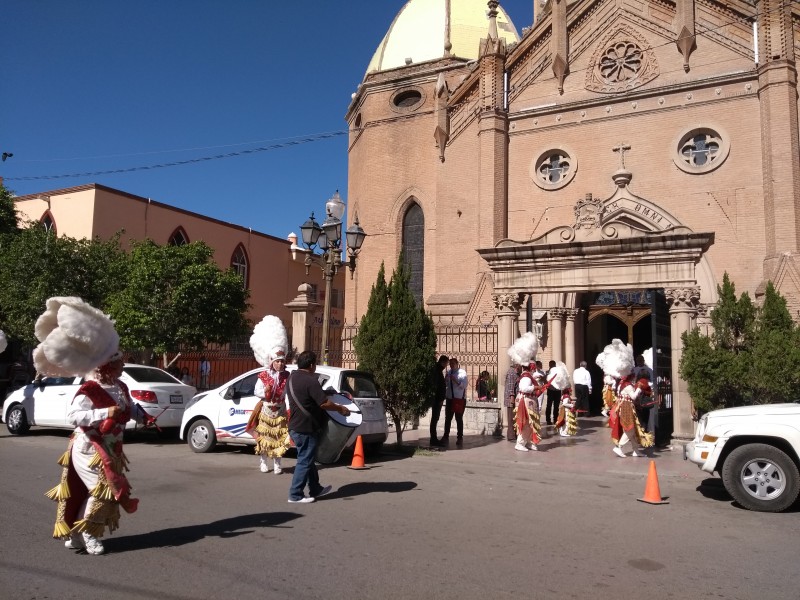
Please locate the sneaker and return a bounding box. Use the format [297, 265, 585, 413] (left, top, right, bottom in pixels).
[612, 446, 626, 458]
[631, 450, 644, 457]
[260, 462, 269, 473]
[64, 533, 84, 550]
[456, 437, 463, 446]
[514, 443, 530, 452]
[81, 533, 105, 555]
[313, 484, 333, 499]
[528, 444, 538, 451]
[273, 465, 282, 475]
[287, 497, 315, 504]
[601, 410, 609, 417]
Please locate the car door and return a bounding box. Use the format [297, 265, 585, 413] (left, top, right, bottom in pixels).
[31, 377, 81, 427]
[216, 372, 262, 441]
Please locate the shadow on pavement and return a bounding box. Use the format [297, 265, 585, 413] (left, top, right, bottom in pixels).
[322, 480, 418, 501]
[109, 511, 303, 552]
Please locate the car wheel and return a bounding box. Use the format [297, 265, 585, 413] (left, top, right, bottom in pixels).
[187, 419, 216, 453]
[721, 443, 800, 512]
[6, 404, 30, 435]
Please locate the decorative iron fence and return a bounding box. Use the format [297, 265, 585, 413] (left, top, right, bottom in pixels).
[308, 317, 499, 401]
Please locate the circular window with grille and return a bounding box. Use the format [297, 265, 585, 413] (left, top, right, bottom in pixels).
[672, 126, 729, 174]
[530, 147, 578, 190]
[390, 87, 425, 113]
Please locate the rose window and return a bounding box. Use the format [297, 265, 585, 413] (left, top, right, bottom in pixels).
[538, 153, 571, 184]
[680, 133, 721, 167]
[599, 42, 643, 83]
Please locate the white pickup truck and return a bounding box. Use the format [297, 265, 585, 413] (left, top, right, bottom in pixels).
[685, 402, 800, 512]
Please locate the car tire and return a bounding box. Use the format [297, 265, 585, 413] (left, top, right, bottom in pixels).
[5, 404, 30, 435]
[187, 419, 216, 453]
[721, 443, 800, 512]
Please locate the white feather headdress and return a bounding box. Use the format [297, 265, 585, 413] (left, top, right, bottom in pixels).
[595, 338, 634, 379]
[507, 331, 539, 366]
[33, 297, 120, 377]
[642, 348, 653, 370]
[550, 361, 571, 390]
[250, 315, 288, 367]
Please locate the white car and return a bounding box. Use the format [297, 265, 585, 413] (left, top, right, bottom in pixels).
[180, 365, 388, 454]
[685, 402, 800, 512]
[2, 364, 196, 435]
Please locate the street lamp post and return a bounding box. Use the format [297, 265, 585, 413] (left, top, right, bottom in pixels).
[293, 191, 366, 365]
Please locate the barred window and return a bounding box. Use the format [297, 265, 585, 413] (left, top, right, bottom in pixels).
[230, 244, 249, 289]
[402, 201, 424, 306]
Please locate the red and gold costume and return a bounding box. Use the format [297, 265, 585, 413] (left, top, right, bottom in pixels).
[609, 377, 654, 453]
[46, 379, 147, 541]
[514, 367, 543, 450]
[250, 368, 290, 464]
[555, 388, 578, 437]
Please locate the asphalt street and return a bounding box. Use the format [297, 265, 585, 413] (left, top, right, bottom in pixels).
[0, 417, 798, 600]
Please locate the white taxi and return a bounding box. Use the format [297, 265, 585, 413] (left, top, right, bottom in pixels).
[2, 364, 196, 434]
[179, 365, 388, 454]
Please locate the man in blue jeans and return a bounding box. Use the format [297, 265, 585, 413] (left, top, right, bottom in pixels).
[286, 351, 350, 504]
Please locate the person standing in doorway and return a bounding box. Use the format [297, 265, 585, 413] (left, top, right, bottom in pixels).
[429, 354, 449, 447]
[545, 360, 561, 425]
[572, 361, 592, 416]
[443, 357, 467, 446]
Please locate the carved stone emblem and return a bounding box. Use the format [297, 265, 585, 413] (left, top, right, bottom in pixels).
[574, 193, 603, 231]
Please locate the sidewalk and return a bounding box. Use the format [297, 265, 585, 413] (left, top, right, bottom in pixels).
[386, 415, 695, 481]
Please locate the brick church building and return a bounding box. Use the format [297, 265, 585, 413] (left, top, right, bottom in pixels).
[343, 0, 800, 441]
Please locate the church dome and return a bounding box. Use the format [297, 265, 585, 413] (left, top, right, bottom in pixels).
[366, 0, 520, 75]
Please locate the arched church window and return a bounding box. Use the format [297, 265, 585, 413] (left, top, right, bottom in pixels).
[402, 202, 424, 306]
[531, 147, 578, 190]
[672, 126, 729, 174]
[168, 227, 189, 246]
[40, 211, 56, 234]
[230, 244, 249, 289]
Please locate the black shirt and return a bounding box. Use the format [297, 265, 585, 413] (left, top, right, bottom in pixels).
[287, 369, 329, 433]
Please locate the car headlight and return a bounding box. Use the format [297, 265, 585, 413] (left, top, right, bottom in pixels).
[695, 414, 708, 441]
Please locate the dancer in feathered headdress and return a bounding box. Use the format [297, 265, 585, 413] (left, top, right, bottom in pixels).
[37, 297, 154, 556]
[508, 332, 545, 452]
[635, 348, 659, 437]
[551, 362, 578, 437]
[596, 339, 653, 457]
[247, 315, 290, 474]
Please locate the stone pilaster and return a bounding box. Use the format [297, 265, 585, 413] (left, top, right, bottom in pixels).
[548, 308, 565, 363]
[564, 308, 579, 373]
[284, 283, 321, 354]
[666, 286, 701, 442]
[494, 292, 521, 431]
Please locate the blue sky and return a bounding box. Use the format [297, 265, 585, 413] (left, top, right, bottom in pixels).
[2, 1, 534, 241]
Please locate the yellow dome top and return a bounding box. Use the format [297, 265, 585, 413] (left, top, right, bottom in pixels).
[366, 0, 520, 75]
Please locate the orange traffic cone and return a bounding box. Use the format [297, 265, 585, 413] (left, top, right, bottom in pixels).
[637, 459, 669, 504]
[347, 435, 369, 470]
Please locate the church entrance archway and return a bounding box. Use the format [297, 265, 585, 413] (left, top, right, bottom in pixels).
[481, 169, 715, 441]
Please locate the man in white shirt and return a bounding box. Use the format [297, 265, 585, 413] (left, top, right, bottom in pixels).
[572, 360, 592, 415]
[444, 357, 468, 446]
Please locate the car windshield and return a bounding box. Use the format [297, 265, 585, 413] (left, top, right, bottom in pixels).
[340, 371, 379, 398]
[123, 366, 180, 384]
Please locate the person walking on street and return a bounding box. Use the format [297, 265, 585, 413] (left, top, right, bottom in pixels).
[38, 297, 155, 556]
[443, 357, 467, 446]
[429, 355, 449, 447]
[286, 351, 350, 503]
[572, 361, 592, 416]
[247, 315, 291, 474]
[199, 356, 211, 390]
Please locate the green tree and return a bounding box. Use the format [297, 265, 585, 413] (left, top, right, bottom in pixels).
[354, 258, 437, 444]
[680, 274, 800, 413]
[0, 226, 127, 344]
[0, 182, 19, 235]
[107, 239, 250, 361]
